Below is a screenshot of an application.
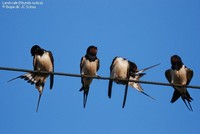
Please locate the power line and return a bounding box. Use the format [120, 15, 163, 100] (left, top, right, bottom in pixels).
[0, 66, 200, 89]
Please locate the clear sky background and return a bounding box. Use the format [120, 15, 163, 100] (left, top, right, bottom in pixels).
[0, 0, 200, 134]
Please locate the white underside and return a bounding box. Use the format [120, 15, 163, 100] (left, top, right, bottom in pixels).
[35, 52, 53, 72]
[171, 65, 187, 93]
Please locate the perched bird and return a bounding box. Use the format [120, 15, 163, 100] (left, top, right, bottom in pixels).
[8, 45, 54, 112]
[165, 55, 193, 111]
[80, 45, 100, 108]
[108, 57, 159, 108]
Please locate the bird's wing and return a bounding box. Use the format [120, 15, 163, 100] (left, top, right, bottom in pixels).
[108, 80, 113, 98]
[80, 57, 85, 73]
[186, 68, 193, 85]
[165, 69, 171, 83]
[33, 56, 37, 70]
[48, 51, 54, 89]
[80, 57, 85, 85]
[110, 57, 118, 71]
[96, 58, 100, 71]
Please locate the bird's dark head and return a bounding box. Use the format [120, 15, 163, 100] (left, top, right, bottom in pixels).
[86, 45, 98, 56]
[128, 61, 138, 76]
[170, 55, 183, 70]
[31, 45, 43, 56]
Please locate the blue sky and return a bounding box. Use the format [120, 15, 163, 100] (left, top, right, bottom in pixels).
[0, 0, 200, 133]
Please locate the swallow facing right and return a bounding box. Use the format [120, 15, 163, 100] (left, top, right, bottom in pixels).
[80, 46, 100, 108]
[165, 55, 193, 111]
[108, 57, 159, 108]
[8, 45, 54, 112]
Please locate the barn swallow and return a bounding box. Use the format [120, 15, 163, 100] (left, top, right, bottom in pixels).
[165, 55, 193, 111]
[80, 45, 100, 108]
[108, 57, 159, 108]
[8, 45, 54, 112]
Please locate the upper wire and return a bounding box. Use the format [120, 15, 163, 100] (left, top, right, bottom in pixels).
[0, 66, 200, 89]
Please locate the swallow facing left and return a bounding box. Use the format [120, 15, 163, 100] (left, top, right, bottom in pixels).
[108, 57, 159, 108]
[80, 46, 100, 108]
[165, 55, 193, 111]
[8, 45, 54, 112]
